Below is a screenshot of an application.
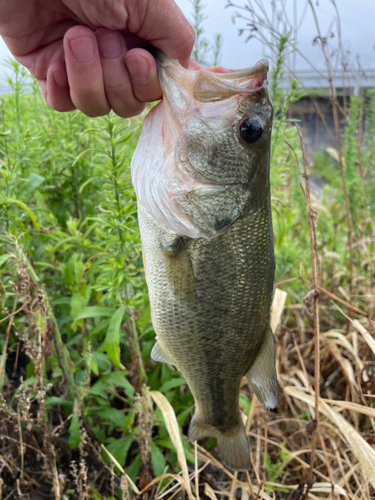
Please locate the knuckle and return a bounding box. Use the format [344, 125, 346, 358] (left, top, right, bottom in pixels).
[49, 102, 75, 113]
[135, 87, 161, 103]
[46, 92, 74, 113]
[104, 79, 130, 93]
[186, 24, 196, 51]
[82, 107, 111, 118]
[71, 95, 110, 117]
[115, 102, 145, 119]
[100, 5, 129, 31]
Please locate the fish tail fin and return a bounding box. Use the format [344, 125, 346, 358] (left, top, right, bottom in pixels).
[215, 423, 251, 471]
[188, 412, 250, 471]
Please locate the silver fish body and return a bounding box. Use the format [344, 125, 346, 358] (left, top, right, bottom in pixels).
[131, 55, 276, 470]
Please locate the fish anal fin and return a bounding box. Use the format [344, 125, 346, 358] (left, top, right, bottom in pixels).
[246, 326, 277, 410]
[188, 413, 251, 471]
[150, 341, 175, 365]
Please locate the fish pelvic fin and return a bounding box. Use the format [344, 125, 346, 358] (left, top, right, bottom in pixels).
[188, 414, 251, 471]
[246, 326, 277, 409]
[150, 341, 175, 365]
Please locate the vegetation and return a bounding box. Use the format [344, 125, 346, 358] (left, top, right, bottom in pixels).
[0, 1, 375, 499]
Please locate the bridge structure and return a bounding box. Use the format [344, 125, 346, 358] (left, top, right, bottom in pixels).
[284, 68, 375, 95]
[286, 68, 375, 161]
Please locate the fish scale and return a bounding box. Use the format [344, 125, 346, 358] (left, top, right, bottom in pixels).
[132, 53, 277, 470]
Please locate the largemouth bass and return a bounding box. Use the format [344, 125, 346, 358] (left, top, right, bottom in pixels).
[131, 54, 276, 471]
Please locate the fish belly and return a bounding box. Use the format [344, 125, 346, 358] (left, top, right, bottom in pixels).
[139, 201, 274, 429]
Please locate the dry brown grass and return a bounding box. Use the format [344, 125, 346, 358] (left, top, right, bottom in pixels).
[2, 257, 375, 499]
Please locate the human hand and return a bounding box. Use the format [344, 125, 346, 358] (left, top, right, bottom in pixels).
[0, 0, 195, 117]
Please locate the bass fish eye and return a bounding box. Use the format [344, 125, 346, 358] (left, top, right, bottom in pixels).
[239, 118, 263, 143]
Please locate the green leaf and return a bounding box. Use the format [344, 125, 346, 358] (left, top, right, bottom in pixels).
[176, 405, 194, 427]
[72, 148, 99, 166]
[92, 352, 112, 374]
[89, 407, 126, 427]
[158, 378, 187, 393]
[69, 411, 81, 449]
[151, 442, 167, 477]
[64, 253, 79, 286]
[88, 381, 110, 400]
[239, 393, 251, 414]
[25, 173, 45, 192]
[44, 397, 73, 410]
[124, 407, 136, 433]
[105, 371, 135, 399]
[75, 306, 115, 321]
[0, 354, 7, 391]
[88, 319, 111, 338]
[79, 176, 101, 193]
[4, 198, 40, 228]
[90, 356, 99, 375]
[74, 260, 85, 287]
[71, 292, 86, 320]
[116, 130, 134, 145]
[0, 254, 13, 267]
[102, 434, 135, 470]
[105, 305, 126, 369]
[127, 453, 142, 485]
[13, 376, 37, 397]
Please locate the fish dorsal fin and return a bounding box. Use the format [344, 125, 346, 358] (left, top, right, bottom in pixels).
[246, 327, 277, 409]
[151, 341, 175, 365]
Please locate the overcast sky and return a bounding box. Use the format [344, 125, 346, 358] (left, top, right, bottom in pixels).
[0, 0, 374, 79]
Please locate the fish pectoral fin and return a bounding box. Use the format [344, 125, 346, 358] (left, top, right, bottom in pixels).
[150, 341, 175, 365]
[246, 326, 277, 410]
[188, 414, 250, 471]
[162, 237, 194, 300]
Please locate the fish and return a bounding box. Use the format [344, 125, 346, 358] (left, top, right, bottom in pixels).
[131, 53, 276, 471]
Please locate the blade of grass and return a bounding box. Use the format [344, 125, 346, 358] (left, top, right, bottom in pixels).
[150, 390, 195, 500]
[270, 288, 288, 333]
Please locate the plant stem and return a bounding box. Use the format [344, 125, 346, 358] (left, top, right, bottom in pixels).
[21, 251, 78, 398]
[284, 123, 320, 495]
[127, 307, 146, 387]
[308, 0, 354, 296]
[107, 116, 125, 246]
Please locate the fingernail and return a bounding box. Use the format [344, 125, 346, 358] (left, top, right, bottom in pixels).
[126, 56, 149, 83]
[69, 37, 95, 63]
[98, 33, 122, 59]
[52, 68, 68, 88]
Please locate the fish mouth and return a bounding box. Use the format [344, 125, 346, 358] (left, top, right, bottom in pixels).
[154, 51, 269, 104]
[189, 58, 269, 80]
[154, 49, 269, 77]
